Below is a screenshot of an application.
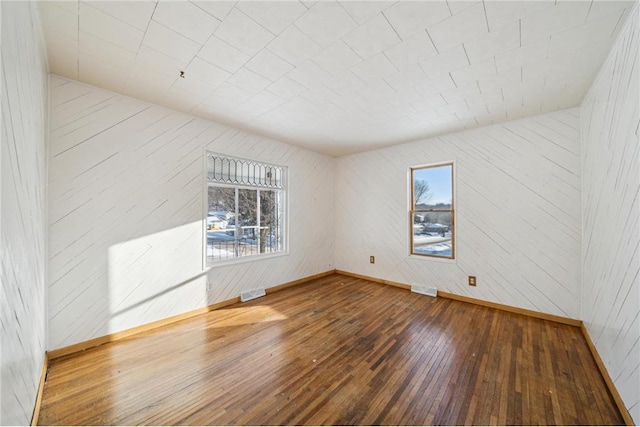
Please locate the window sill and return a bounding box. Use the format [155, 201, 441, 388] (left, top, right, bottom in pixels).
[408, 253, 457, 264]
[207, 251, 290, 268]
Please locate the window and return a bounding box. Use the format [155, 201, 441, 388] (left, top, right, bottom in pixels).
[410, 162, 454, 259]
[206, 153, 286, 264]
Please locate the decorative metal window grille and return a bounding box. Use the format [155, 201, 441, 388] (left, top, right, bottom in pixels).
[207, 153, 286, 189]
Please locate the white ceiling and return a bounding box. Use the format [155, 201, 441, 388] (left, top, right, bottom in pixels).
[39, 0, 635, 156]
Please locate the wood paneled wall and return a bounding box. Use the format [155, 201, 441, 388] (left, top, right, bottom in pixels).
[36, 6, 639, 423]
[580, 5, 639, 423]
[335, 108, 582, 319]
[48, 76, 335, 351]
[0, 2, 49, 425]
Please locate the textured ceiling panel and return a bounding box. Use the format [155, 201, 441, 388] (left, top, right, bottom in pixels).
[39, 0, 636, 156]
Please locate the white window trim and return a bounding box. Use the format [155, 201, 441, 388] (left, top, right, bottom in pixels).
[406, 160, 457, 263]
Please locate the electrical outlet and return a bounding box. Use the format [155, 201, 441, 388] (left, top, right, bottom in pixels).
[370, 256, 375, 264]
[468, 276, 477, 286]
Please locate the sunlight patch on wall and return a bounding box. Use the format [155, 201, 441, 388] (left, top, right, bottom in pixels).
[107, 221, 207, 333]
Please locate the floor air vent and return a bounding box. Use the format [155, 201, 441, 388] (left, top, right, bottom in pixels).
[411, 285, 438, 297]
[240, 288, 266, 302]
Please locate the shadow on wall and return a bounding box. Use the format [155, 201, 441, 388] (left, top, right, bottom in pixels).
[109, 271, 210, 319]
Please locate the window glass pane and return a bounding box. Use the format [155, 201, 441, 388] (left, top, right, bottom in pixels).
[208, 187, 235, 220]
[413, 164, 452, 210]
[238, 189, 258, 257]
[207, 187, 237, 262]
[412, 212, 453, 257]
[260, 190, 284, 254]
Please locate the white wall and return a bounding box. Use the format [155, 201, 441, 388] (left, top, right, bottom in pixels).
[581, 5, 639, 423]
[335, 108, 582, 319]
[48, 76, 334, 350]
[0, 2, 49, 425]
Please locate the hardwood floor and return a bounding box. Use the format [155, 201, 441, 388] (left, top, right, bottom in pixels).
[39, 274, 624, 425]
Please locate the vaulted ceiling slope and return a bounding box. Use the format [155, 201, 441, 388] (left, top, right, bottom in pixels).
[40, 0, 635, 156]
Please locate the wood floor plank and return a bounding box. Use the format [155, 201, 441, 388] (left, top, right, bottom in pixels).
[39, 273, 625, 425]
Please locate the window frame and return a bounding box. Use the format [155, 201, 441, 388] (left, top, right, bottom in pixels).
[203, 152, 289, 267]
[409, 161, 455, 260]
